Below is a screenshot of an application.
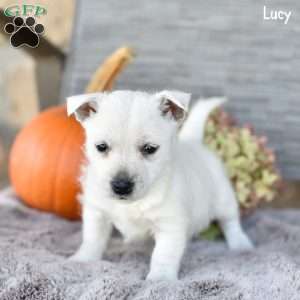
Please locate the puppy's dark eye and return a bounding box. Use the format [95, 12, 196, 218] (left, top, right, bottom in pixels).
[140, 143, 159, 156]
[96, 143, 109, 153]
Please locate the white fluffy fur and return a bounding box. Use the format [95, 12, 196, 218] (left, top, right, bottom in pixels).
[67, 90, 253, 281]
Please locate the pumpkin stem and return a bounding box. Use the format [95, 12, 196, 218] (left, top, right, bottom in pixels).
[85, 46, 135, 93]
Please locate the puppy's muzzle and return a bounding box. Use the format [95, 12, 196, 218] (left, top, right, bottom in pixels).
[111, 172, 134, 197]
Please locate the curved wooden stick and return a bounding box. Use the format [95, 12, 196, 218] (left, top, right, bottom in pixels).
[85, 46, 134, 93]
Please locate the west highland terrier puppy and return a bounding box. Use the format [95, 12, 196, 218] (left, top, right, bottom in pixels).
[67, 90, 253, 281]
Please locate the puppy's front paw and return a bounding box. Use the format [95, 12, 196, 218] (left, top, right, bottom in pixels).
[69, 252, 91, 263]
[146, 269, 178, 281]
[69, 246, 102, 262]
[229, 233, 254, 251]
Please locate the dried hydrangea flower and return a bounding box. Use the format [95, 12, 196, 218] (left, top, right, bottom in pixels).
[204, 109, 281, 213]
[200, 109, 281, 240]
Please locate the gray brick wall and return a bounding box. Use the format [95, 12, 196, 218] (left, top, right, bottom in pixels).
[61, 0, 300, 178]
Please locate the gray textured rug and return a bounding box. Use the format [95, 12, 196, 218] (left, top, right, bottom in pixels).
[0, 190, 300, 300]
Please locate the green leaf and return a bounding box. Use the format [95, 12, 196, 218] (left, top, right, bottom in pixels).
[200, 223, 223, 240]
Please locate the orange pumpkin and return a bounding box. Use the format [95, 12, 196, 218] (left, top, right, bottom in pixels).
[9, 106, 84, 219]
[9, 47, 133, 219]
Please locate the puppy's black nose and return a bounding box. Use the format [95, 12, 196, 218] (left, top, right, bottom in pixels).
[111, 174, 134, 197]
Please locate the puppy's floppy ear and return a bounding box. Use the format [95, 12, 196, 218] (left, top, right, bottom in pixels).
[67, 93, 103, 122]
[156, 90, 191, 123]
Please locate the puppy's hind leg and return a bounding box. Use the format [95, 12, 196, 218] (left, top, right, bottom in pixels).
[219, 217, 254, 251]
[214, 174, 254, 251]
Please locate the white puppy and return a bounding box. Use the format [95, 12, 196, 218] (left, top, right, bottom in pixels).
[67, 90, 253, 281]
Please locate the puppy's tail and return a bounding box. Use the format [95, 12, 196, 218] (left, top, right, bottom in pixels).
[179, 97, 227, 144]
